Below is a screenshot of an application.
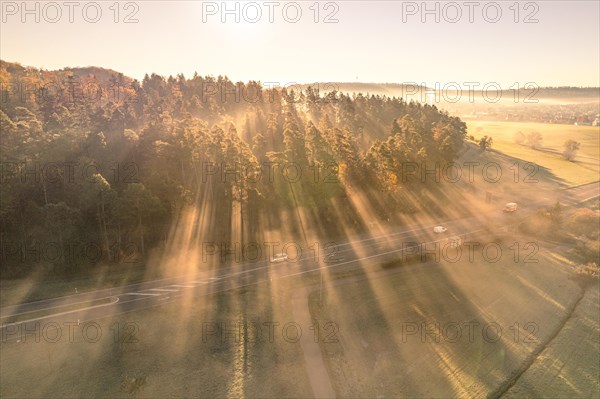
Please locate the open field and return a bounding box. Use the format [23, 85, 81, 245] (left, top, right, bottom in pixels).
[504, 284, 600, 398]
[467, 121, 599, 186]
[308, 240, 597, 398]
[0, 281, 313, 398]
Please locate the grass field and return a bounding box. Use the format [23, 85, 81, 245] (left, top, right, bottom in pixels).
[467, 121, 599, 186]
[0, 281, 313, 398]
[308, 239, 592, 398]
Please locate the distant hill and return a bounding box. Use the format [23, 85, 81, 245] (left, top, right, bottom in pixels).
[2, 60, 598, 102]
[0, 60, 132, 87]
[308, 83, 599, 100]
[291, 82, 599, 105]
[61, 66, 132, 82]
[294, 82, 430, 98]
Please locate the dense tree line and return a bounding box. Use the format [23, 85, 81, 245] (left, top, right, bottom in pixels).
[0, 61, 466, 276]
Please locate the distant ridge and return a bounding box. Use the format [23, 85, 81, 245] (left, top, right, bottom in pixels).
[1, 60, 598, 100]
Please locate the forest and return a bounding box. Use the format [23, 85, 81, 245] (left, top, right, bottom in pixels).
[0, 61, 467, 277]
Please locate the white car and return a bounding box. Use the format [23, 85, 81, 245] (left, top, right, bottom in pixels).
[433, 226, 447, 233]
[271, 253, 288, 263]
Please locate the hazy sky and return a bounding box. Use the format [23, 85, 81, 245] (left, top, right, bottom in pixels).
[1, 1, 599, 87]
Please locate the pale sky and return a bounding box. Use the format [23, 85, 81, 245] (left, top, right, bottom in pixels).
[1, 1, 599, 87]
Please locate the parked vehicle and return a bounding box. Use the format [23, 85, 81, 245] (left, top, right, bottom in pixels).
[503, 202, 518, 212]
